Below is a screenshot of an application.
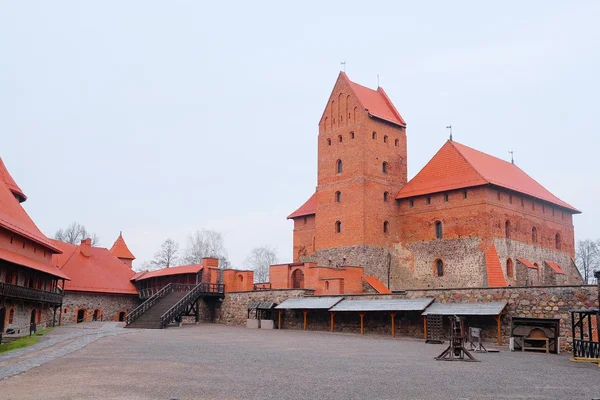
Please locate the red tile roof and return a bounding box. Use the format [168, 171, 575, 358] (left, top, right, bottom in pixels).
[484, 245, 507, 287]
[0, 247, 70, 280]
[51, 240, 138, 295]
[396, 140, 579, 213]
[0, 157, 26, 203]
[0, 164, 61, 254]
[130, 270, 148, 280]
[362, 276, 392, 294]
[544, 261, 565, 275]
[341, 72, 406, 127]
[132, 264, 203, 281]
[517, 258, 538, 269]
[110, 232, 136, 260]
[287, 192, 317, 219]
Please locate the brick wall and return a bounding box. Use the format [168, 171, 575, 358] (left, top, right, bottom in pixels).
[292, 215, 315, 262]
[60, 292, 139, 324]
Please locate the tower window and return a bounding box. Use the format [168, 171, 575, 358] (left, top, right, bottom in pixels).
[350, 131, 355, 139]
[463, 190, 468, 199]
[509, 194, 513, 204]
[444, 193, 449, 202]
[435, 221, 442, 239]
[327, 139, 331, 146]
[505, 220, 511, 239]
[555, 233, 561, 250]
[338, 135, 343, 143]
[383, 191, 389, 202]
[394, 139, 399, 147]
[506, 258, 514, 278]
[384, 135, 388, 143]
[497, 190, 501, 200]
[532, 227, 538, 244]
[382, 162, 389, 174]
[426, 196, 431, 205]
[335, 191, 341, 203]
[521, 198, 524, 207]
[372, 131, 377, 140]
[409, 199, 414, 208]
[383, 221, 389, 233]
[435, 259, 444, 277]
[336, 159, 343, 174]
[335, 221, 342, 233]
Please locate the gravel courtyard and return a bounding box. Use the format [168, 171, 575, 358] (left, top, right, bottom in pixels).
[1, 323, 598, 400]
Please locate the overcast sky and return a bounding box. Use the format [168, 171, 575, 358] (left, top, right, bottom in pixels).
[1, 1, 598, 269]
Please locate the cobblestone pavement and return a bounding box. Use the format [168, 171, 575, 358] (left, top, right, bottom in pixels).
[0, 324, 599, 400]
[0, 322, 135, 380]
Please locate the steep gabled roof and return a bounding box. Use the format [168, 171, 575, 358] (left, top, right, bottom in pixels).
[110, 232, 136, 260]
[362, 276, 392, 294]
[51, 240, 138, 295]
[287, 192, 317, 219]
[396, 140, 579, 213]
[0, 247, 70, 280]
[0, 165, 61, 253]
[132, 264, 203, 281]
[0, 157, 27, 202]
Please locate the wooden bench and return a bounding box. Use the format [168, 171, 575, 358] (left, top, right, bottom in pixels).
[522, 337, 549, 353]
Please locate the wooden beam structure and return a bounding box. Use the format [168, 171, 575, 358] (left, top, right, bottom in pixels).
[330, 312, 335, 333]
[278, 310, 282, 329]
[303, 309, 308, 331]
[390, 312, 396, 337]
[494, 314, 502, 345]
[359, 313, 365, 335]
[423, 316, 427, 341]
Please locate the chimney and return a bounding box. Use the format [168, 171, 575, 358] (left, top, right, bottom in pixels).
[80, 238, 92, 257]
[201, 257, 219, 268]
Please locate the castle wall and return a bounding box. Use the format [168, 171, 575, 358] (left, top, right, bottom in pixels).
[292, 214, 315, 262]
[60, 292, 139, 324]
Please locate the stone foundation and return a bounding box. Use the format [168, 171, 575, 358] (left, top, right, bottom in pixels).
[60, 292, 139, 325]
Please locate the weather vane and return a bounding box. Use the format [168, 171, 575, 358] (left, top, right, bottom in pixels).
[340, 61, 347, 72]
[446, 125, 453, 141]
[509, 150, 514, 164]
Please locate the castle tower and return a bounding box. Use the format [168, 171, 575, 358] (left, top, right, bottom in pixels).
[109, 232, 136, 268]
[289, 72, 407, 282]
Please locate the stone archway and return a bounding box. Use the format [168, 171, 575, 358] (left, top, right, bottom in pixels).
[76, 309, 86, 324]
[291, 269, 304, 289]
[118, 311, 126, 322]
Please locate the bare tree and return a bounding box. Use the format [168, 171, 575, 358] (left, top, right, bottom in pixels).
[244, 246, 278, 283]
[151, 238, 180, 269]
[55, 222, 100, 246]
[576, 239, 600, 284]
[182, 229, 230, 268]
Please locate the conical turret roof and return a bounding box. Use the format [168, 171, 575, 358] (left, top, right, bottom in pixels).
[0, 157, 26, 202]
[109, 232, 136, 260]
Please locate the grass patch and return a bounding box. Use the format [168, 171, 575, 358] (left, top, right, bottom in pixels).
[0, 327, 53, 354]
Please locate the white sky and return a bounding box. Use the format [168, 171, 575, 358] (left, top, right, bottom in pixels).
[1, 1, 598, 268]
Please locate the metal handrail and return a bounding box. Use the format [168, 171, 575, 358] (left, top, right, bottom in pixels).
[126, 283, 174, 325]
[0, 281, 63, 305]
[160, 283, 224, 328]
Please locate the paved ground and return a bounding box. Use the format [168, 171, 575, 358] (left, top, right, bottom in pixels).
[0, 323, 599, 400]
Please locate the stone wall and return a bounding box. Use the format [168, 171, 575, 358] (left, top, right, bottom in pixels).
[1, 299, 56, 337]
[217, 285, 598, 352]
[60, 292, 139, 324]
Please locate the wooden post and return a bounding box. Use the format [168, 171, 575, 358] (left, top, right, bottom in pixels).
[495, 315, 502, 345]
[390, 312, 396, 337]
[278, 310, 282, 329]
[303, 310, 308, 331]
[330, 312, 335, 332]
[359, 313, 365, 335]
[423, 316, 427, 341]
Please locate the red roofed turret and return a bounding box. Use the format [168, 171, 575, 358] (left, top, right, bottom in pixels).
[110, 232, 136, 267]
[0, 157, 27, 203]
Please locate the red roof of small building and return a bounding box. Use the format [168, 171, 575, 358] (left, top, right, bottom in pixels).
[484, 245, 507, 287]
[110, 232, 136, 260]
[287, 192, 317, 219]
[51, 240, 138, 295]
[396, 140, 579, 213]
[517, 258, 538, 269]
[362, 276, 392, 294]
[340, 72, 406, 127]
[544, 261, 565, 275]
[0, 247, 70, 280]
[132, 264, 203, 281]
[0, 157, 27, 203]
[0, 164, 61, 254]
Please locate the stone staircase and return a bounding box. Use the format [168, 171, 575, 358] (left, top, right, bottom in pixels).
[126, 290, 189, 329]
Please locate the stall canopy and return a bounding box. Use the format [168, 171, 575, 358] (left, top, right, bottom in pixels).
[330, 298, 434, 312]
[275, 297, 343, 310]
[422, 301, 507, 316]
[248, 302, 276, 310]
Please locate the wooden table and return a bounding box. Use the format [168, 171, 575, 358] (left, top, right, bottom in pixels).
[522, 337, 549, 354]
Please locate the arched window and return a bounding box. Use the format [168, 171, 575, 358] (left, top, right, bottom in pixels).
[291, 269, 305, 289]
[237, 274, 244, 282]
[444, 193, 449, 202]
[435, 221, 443, 239]
[93, 309, 101, 321]
[335, 221, 342, 233]
[8, 308, 14, 324]
[350, 131, 355, 139]
[325, 281, 329, 290]
[372, 131, 377, 140]
[555, 233, 561, 250]
[383, 221, 389, 233]
[338, 135, 343, 143]
[383, 191, 389, 202]
[324, 117, 328, 132]
[506, 258, 514, 278]
[327, 138, 331, 146]
[335, 191, 341, 203]
[435, 259, 444, 277]
[532, 227, 537, 244]
[505, 220, 511, 239]
[384, 135, 388, 143]
[382, 162, 388, 174]
[394, 139, 399, 147]
[118, 311, 126, 322]
[336, 159, 343, 174]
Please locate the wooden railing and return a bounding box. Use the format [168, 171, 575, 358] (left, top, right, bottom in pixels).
[0, 281, 63, 304]
[160, 283, 224, 328]
[573, 338, 600, 359]
[126, 283, 174, 325]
